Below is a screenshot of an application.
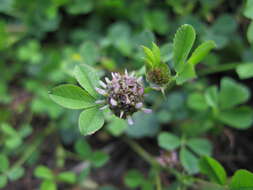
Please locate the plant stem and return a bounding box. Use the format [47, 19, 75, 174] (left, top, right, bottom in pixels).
[124, 138, 181, 179]
[156, 173, 162, 190]
[124, 138, 212, 189]
[124, 138, 158, 167]
[198, 63, 240, 76]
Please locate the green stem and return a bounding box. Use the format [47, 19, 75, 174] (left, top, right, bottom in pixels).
[198, 63, 239, 76]
[156, 173, 162, 190]
[124, 138, 212, 189]
[124, 138, 181, 179]
[124, 138, 158, 167]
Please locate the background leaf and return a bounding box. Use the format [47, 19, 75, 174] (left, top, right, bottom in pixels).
[180, 147, 199, 174]
[107, 117, 127, 137]
[34, 166, 54, 180]
[124, 170, 144, 188]
[90, 151, 109, 168]
[187, 92, 208, 111]
[236, 62, 253, 79]
[187, 138, 212, 156]
[57, 172, 77, 184]
[244, 0, 253, 19]
[219, 78, 250, 109]
[229, 169, 253, 190]
[0, 175, 7, 189]
[205, 86, 219, 108]
[199, 156, 227, 185]
[0, 154, 9, 173]
[40, 180, 57, 190]
[218, 106, 253, 129]
[247, 21, 253, 44]
[74, 139, 92, 158]
[7, 167, 25, 181]
[79, 42, 99, 65]
[158, 132, 181, 151]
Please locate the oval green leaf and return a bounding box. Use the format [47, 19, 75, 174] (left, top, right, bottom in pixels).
[187, 138, 212, 156]
[188, 40, 216, 65]
[74, 64, 100, 98]
[173, 24, 196, 73]
[34, 165, 54, 180]
[41, 180, 57, 190]
[0, 154, 9, 172]
[0, 175, 7, 189]
[199, 156, 227, 185]
[218, 106, 253, 129]
[180, 147, 199, 174]
[230, 169, 253, 190]
[158, 132, 181, 151]
[236, 62, 253, 79]
[57, 172, 77, 184]
[219, 77, 250, 109]
[49, 84, 95, 109]
[79, 107, 105, 135]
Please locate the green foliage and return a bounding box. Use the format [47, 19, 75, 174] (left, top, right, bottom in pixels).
[180, 147, 199, 174]
[124, 170, 144, 188]
[187, 92, 208, 111]
[158, 132, 212, 174]
[173, 24, 196, 73]
[34, 166, 54, 180]
[218, 106, 253, 129]
[187, 138, 212, 156]
[199, 156, 227, 185]
[57, 172, 77, 184]
[74, 139, 92, 158]
[79, 107, 105, 135]
[158, 132, 181, 151]
[40, 180, 57, 190]
[124, 169, 154, 190]
[7, 167, 25, 181]
[142, 43, 161, 68]
[49, 84, 95, 109]
[247, 22, 253, 44]
[0, 175, 8, 189]
[229, 170, 253, 190]
[34, 165, 77, 189]
[74, 139, 109, 167]
[188, 41, 216, 65]
[73, 65, 100, 99]
[90, 151, 110, 168]
[173, 24, 216, 84]
[0, 154, 9, 173]
[1, 1, 253, 190]
[244, 0, 253, 19]
[219, 78, 250, 109]
[186, 78, 253, 129]
[236, 62, 253, 79]
[107, 117, 127, 136]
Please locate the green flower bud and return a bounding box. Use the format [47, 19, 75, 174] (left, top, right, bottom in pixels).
[146, 63, 171, 86]
[142, 43, 171, 89]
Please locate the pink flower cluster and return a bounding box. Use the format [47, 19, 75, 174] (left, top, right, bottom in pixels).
[95, 70, 152, 125]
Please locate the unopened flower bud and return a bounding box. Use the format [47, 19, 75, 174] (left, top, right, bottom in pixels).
[146, 63, 171, 87]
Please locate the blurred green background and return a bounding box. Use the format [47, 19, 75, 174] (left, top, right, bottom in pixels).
[0, 0, 253, 189]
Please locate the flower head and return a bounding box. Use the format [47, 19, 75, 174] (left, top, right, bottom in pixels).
[95, 70, 152, 125]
